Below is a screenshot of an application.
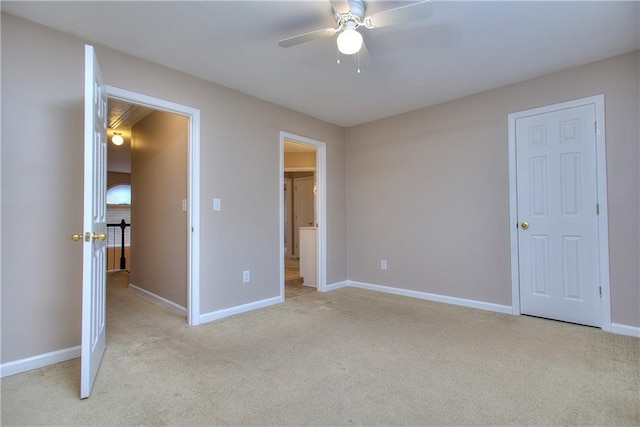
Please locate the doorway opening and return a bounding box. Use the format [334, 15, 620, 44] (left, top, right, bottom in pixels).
[279, 132, 327, 299]
[106, 100, 190, 318]
[106, 86, 201, 326]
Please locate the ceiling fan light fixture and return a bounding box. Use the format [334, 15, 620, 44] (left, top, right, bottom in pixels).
[336, 27, 363, 55]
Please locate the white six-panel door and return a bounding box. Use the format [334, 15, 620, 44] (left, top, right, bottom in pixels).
[81, 45, 108, 398]
[515, 103, 601, 327]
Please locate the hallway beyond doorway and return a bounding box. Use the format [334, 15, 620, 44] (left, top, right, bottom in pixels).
[284, 258, 314, 299]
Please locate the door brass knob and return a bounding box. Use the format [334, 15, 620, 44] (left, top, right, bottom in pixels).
[521, 222, 529, 230]
[71, 234, 83, 242]
[93, 233, 107, 241]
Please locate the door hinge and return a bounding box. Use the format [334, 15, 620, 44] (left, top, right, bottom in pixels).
[594, 121, 598, 134]
[596, 203, 599, 215]
[599, 286, 602, 298]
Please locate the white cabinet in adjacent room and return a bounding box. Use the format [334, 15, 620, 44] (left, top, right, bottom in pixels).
[299, 227, 317, 288]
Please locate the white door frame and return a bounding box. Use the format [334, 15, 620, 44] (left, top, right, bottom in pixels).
[106, 86, 201, 326]
[508, 94, 611, 331]
[279, 132, 327, 296]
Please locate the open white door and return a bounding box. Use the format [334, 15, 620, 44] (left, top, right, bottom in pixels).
[80, 45, 108, 398]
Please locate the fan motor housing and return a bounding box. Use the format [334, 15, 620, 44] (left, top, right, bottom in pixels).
[348, 0, 366, 20]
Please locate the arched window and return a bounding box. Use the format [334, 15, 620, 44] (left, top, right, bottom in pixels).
[106, 184, 131, 205]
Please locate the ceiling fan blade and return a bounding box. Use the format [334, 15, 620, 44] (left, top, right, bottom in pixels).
[278, 27, 338, 48]
[364, 1, 434, 29]
[330, 0, 349, 14]
[331, 3, 342, 23]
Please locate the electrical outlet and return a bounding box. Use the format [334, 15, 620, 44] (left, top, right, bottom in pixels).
[242, 270, 250, 283]
[381, 260, 387, 270]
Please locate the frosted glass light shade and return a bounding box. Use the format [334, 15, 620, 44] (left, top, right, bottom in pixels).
[111, 134, 124, 146]
[337, 28, 363, 55]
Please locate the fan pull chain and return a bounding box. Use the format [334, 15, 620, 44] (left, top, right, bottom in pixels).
[357, 51, 361, 74]
[336, 49, 340, 65]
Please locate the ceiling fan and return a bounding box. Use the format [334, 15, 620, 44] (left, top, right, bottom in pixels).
[278, 0, 435, 56]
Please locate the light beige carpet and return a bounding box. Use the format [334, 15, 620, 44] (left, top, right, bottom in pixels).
[1, 271, 638, 425]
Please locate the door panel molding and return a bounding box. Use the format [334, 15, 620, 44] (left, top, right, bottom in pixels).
[508, 94, 611, 331]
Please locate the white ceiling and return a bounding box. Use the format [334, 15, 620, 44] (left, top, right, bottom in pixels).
[2, 1, 638, 127]
[108, 99, 153, 130]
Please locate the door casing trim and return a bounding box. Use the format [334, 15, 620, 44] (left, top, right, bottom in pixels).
[106, 85, 201, 326]
[507, 94, 611, 331]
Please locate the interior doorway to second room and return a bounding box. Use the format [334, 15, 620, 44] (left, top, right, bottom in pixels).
[106, 98, 190, 319]
[283, 139, 318, 299]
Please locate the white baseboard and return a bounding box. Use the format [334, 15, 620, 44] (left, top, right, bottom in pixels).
[1, 345, 80, 378]
[346, 280, 513, 315]
[611, 323, 640, 338]
[325, 280, 348, 292]
[129, 283, 187, 317]
[199, 296, 282, 325]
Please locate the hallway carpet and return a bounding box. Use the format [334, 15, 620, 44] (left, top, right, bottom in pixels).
[284, 257, 303, 285]
[285, 258, 315, 299]
[1, 272, 638, 425]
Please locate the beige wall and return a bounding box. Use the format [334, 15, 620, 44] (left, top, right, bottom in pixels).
[0, 14, 347, 363]
[346, 51, 640, 327]
[284, 152, 315, 169]
[130, 111, 188, 307]
[107, 172, 131, 188]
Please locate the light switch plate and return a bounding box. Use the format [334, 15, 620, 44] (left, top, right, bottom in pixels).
[213, 198, 222, 211]
[182, 199, 187, 212]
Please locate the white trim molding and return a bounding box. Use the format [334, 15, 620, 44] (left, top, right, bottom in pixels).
[611, 323, 640, 338]
[106, 85, 201, 326]
[507, 94, 611, 331]
[1, 346, 81, 378]
[200, 296, 282, 325]
[347, 281, 513, 314]
[129, 284, 187, 317]
[326, 281, 349, 291]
